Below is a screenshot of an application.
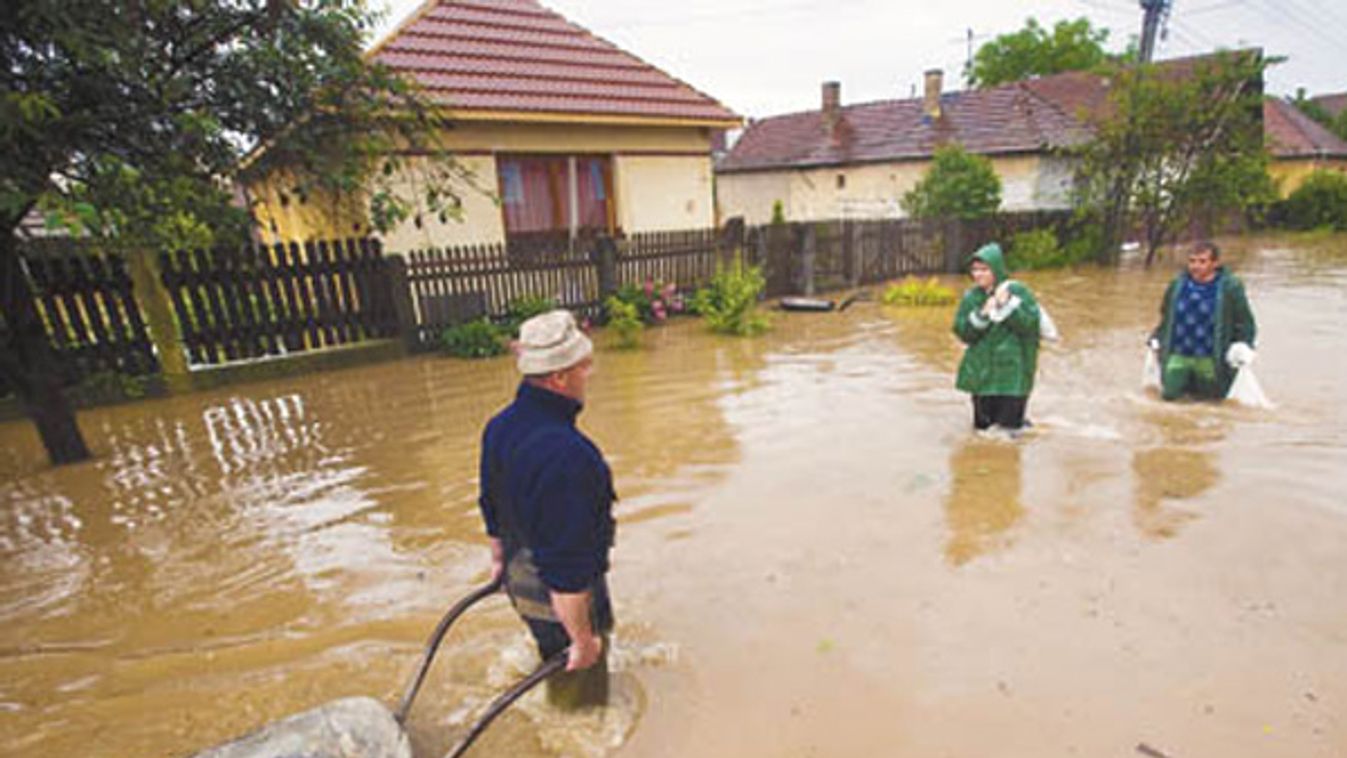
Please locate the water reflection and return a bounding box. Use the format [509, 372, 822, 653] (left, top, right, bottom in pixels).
[1131, 410, 1225, 540]
[943, 437, 1025, 566]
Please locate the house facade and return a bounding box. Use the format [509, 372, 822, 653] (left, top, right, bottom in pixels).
[716, 71, 1088, 225]
[252, 0, 739, 250]
[1263, 97, 1347, 195]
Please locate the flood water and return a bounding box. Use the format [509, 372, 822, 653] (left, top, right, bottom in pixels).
[2, 233, 1345, 757]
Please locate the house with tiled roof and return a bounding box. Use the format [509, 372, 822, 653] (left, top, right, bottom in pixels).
[1309, 92, 1347, 119]
[255, 0, 739, 250]
[716, 70, 1090, 224]
[718, 50, 1324, 224]
[1263, 97, 1347, 194]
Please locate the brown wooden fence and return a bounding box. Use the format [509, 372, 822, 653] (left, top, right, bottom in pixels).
[405, 230, 731, 348]
[14, 240, 159, 384]
[157, 238, 398, 366]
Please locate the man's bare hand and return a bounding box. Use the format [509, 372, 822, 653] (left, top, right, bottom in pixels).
[566, 633, 603, 671]
[489, 538, 504, 583]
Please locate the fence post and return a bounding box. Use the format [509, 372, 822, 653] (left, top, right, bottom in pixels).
[942, 218, 965, 273]
[592, 235, 619, 304]
[383, 253, 418, 351]
[845, 220, 863, 287]
[127, 251, 190, 391]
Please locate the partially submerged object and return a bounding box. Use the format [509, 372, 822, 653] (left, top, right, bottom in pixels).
[780, 296, 835, 312]
[192, 578, 563, 758]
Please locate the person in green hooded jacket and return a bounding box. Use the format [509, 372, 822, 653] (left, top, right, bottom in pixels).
[1147, 240, 1257, 401]
[952, 243, 1041, 431]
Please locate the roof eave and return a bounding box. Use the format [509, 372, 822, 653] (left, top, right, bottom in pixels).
[444, 108, 741, 129]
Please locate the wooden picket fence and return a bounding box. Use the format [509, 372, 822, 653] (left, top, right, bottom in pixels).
[157, 238, 398, 366]
[405, 230, 730, 348]
[15, 240, 159, 383]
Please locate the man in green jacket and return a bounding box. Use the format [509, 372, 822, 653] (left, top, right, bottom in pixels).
[952, 243, 1041, 431]
[1148, 241, 1257, 401]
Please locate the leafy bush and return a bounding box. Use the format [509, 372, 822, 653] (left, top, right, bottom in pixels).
[1007, 228, 1071, 269]
[441, 318, 506, 358]
[613, 279, 686, 324]
[771, 199, 787, 224]
[499, 295, 558, 337]
[604, 296, 644, 349]
[901, 144, 1002, 220]
[1279, 170, 1347, 231]
[1060, 220, 1108, 264]
[881, 276, 956, 306]
[691, 258, 769, 336]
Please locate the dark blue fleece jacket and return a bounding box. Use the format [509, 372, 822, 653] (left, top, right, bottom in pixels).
[479, 382, 615, 593]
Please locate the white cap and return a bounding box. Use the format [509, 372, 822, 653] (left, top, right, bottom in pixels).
[516, 310, 593, 375]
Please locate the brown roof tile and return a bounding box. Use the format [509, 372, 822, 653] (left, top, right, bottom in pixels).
[718, 81, 1089, 173]
[1310, 92, 1347, 118]
[371, 0, 739, 124]
[1264, 98, 1347, 158]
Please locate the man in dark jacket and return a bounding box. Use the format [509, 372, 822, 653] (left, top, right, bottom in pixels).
[479, 309, 615, 707]
[952, 243, 1042, 431]
[1148, 241, 1257, 401]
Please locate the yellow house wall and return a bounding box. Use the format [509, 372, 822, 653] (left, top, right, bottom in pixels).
[1270, 158, 1347, 197]
[716, 153, 1074, 224]
[615, 155, 716, 232]
[248, 121, 715, 249]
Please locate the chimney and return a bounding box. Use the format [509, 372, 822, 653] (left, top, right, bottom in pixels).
[923, 69, 943, 120]
[821, 81, 841, 134]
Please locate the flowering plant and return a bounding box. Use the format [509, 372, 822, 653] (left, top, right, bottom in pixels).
[615, 278, 685, 324]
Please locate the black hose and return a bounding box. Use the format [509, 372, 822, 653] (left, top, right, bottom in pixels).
[394, 576, 503, 724]
[443, 652, 568, 758]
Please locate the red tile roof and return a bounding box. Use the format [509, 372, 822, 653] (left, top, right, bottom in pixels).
[1310, 92, 1347, 118]
[720, 51, 1287, 173]
[1263, 98, 1347, 158]
[370, 0, 739, 125]
[718, 80, 1090, 173]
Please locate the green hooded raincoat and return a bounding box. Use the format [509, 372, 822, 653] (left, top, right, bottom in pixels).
[952, 243, 1041, 397]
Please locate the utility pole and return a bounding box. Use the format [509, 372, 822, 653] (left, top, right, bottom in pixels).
[1138, 0, 1171, 63]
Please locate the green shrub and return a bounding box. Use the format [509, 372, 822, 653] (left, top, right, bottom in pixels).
[691, 257, 769, 336]
[1007, 228, 1071, 269]
[1060, 220, 1108, 264]
[613, 279, 685, 324]
[901, 144, 1002, 220]
[880, 276, 957, 306]
[771, 199, 787, 224]
[604, 296, 644, 349]
[499, 295, 558, 337]
[441, 318, 506, 358]
[1279, 170, 1347, 231]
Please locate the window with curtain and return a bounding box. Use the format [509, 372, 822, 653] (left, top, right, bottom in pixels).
[497, 155, 613, 240]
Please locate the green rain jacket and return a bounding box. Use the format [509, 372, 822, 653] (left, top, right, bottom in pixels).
[952, 243, 1041, 397]
[1150, 267, 1256, 397]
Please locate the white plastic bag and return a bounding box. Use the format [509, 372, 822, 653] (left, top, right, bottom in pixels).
[1039, 304, 1061, 342]
[1227, 367, 1273, 408]
[1141, 348, 1161, 391]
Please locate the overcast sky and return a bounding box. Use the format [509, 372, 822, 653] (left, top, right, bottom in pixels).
[374, 0, 1347, 119]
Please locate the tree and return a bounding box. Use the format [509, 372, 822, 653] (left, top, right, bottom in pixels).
[2, 1, 466, 465]
[1280, 169, 1347, 230]
[901, 145, 1002, 220]
[968, 17, 1115, 88]
[1072, 51, 1276, 265]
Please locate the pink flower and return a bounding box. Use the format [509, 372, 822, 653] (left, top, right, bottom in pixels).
[670, 295, 685, 313]
[663, 282, 677, 299]
[652, 301, 667, 321]
[643, 280, 655, 297]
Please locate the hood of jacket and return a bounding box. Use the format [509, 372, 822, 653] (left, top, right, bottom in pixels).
[971, 243, 1009, 284]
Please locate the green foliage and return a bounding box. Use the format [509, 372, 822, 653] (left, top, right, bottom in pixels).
[1071, 51, 1274, 264]
[1279, 170, 1347, 231]
[1005, 228, 1092, 269]
[771, 200, 787, 224]
[1, 1, 468, 251]
[901, 145, 1002, 220]
[691, 258, 769, 336]
[1060, 219, 1109, 263]
[969, 17, 1117, 87]
[500, 296, 558, 337]
[1290, 89, 1347, 141]
[441, 318, 506, 359]
[604, 296, 644, 349]
[880, 276, 957, 306]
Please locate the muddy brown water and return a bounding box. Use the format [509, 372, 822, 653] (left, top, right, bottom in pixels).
[2, 234, 1345, 757]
